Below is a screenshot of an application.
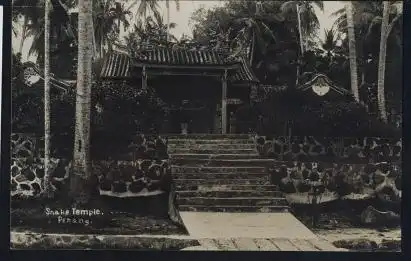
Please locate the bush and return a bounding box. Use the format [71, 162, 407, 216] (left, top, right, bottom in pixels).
[254, 88, 400, 138]
[12, 80, 167, 159]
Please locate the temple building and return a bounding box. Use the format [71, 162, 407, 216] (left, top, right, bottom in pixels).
[99, 45, 259, 134]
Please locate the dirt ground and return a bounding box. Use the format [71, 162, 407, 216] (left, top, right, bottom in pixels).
[313, 227, 401, 245]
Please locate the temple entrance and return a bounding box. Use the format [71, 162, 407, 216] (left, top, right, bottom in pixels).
[150, 75, 222, 134]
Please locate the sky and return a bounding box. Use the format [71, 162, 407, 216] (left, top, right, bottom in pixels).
[13, 1, 345, 62]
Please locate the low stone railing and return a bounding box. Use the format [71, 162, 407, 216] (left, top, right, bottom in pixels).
[255, 135, 402, 207]
[255, 136, 402, 163]
[11, 158, 172, 199]
[11, 133, 171, 199]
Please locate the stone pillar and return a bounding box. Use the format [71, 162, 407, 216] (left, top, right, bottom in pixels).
[213, 103, 221, 134]
[221, 70, 228, 134]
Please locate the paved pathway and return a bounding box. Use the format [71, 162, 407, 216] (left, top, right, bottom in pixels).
[179, 212, 343, 251]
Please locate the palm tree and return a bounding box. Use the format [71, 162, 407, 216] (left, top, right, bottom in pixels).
[280, 1, 324, 52]
[321, 28, 341, 62]
[377, 1, 389, 122]
[165, 0, 180, 42]
[280, 1, 323, 85]
[127, 0, 160, 21]
[93, 0, 132, 58]
[13, 0, 44, 54]
[332, 1, 402, 86]
[113, 1, 132, 35]
[43, 0, 52, 198]
[70, 0, 93, 205]
[126, 11, 177, 49]
[14, 0, 76, 64]
[345, 2, 359, 102]
[229, 1, 285, 63]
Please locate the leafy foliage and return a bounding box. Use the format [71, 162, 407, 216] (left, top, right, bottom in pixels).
[12, 78, 167, 158]
[93, 0, 133, 56]
[254, 88, 400, 138]
[189, 0, 324, 87]
[123, 10, 178, 52]
[13, 0, 77, 62]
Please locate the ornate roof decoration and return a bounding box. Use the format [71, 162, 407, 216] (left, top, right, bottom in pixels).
[22, 61, 73, 91]
[133, 46, 234, 66]
[297, 73, 351, 96]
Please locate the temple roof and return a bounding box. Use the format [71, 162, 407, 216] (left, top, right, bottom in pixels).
[133, 46, 236, 66]
[100, 48, 259, 83]
[100, 51, 131, 78]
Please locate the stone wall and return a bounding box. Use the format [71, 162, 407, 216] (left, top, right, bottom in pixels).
[255, 136, 402, 163]
[11, 133, 171, 199]
[256, 135, 402, 206]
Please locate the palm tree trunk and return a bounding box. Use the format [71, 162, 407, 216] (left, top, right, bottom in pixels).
[43, 0, 53, 198]
[296, 3, 304, 86]
[166, 0, 170, 42]
[91, 15, 98, 58]
[19, 15, 28, 54]
[70, 0, 93, 205]
[296, 4, 304, 55]
[345, 2, 359, 102]
[377, 1, 389, 122]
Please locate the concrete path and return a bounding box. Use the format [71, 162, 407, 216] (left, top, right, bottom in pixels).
[180, 212, 316, 239]
[179, 212, 342, 251]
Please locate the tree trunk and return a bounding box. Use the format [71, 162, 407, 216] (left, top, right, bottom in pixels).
[295, 3, 304, 86]
[70, 0, 93, 205]
[91, 14, 98, 58]
[377, 1, 389, 123]
[296, 4, 304, 55]
[19, 16, 28, 54]
[43, 0, 53, 198]
[166, 0, 170, 42]
[345, 2, 359, 102]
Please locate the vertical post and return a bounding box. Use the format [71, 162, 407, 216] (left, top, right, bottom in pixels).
[44, 0, 51, 196]
[142, 66, 147, 90]
[221, 70, 228, 134]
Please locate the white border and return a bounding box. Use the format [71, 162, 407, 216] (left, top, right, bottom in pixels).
[0, 6, 3, 143]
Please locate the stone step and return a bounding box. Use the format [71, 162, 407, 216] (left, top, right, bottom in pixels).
[171, 158, 275, 167]
[178, 205, 290, 213]
[167, 139, 255, 145]
[168, 144, 256, 150]
[178, 197, 288, 206]
[166, 134, 253, 140]
[176, 190, 284, 198]
[172, 166, 267, 174]
[174, 180, 273, 189]
[172, 172, 268, 180]
[169, 154, 260, 160]
[168, 148, 257, 154]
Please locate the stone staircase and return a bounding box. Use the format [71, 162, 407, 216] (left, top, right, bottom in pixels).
[167, 134, 289, 213]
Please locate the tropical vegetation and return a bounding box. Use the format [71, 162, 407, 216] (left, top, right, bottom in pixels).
[11, 0, 402, 205]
